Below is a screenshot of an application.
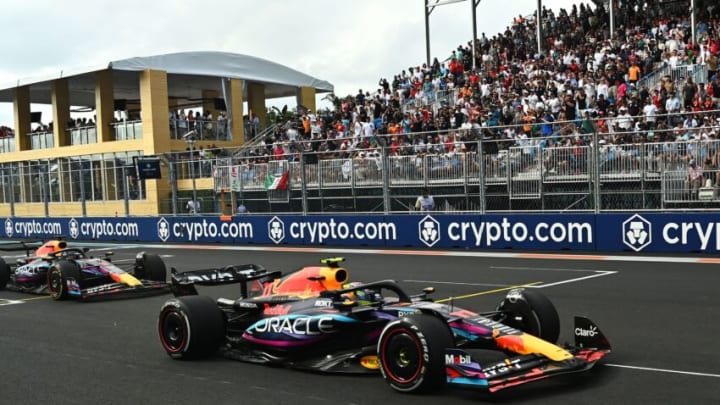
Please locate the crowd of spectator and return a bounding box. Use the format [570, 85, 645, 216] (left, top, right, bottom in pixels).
[237, 0, 720, 178]
[0, 125, 13, 138]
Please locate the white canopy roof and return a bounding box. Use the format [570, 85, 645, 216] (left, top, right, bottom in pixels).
[0, 51, 334, 107]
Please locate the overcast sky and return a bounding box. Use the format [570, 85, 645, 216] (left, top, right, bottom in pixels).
[0, 0, 580, 127]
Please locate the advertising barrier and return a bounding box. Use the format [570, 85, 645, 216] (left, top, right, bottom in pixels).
[3, 213, 720, 253]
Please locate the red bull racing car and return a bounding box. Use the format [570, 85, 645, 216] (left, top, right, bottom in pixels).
[0, 239, 169, 301]
[158, 258, 611, 394]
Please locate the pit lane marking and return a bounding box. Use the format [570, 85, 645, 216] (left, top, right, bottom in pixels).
[605, 363, 720, 379]
[435, 282, 542, 303]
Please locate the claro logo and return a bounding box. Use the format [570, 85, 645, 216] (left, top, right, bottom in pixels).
[575, 325, 598, 337]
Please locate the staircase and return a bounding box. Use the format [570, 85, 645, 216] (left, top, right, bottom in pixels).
[636, 63, 708, 92]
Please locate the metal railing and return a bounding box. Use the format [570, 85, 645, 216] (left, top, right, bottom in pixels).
[170, 118, 230, 141]
[112, 120, 143, 141]
[192, 132, 720, 213]
[70, 126, 97, 145]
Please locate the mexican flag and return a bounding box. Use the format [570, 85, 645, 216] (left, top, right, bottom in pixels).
[264, 171, 289, 190]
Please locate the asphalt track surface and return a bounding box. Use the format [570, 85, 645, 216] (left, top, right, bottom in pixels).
[1, 244, 719, 405]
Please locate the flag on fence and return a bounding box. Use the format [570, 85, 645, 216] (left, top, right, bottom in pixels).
[264, 171, 289, 190]
[230, 165, 241, 192]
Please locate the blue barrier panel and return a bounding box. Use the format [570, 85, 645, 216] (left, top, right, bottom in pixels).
[413, 214, 596, 250]
[2, 214, 596, 251]
[598, 213, 720, 253]
[3, 213, 718, 253]
[266, 215, 405, 247]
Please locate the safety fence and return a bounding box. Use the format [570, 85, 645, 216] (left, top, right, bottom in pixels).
[195, 135, 720, 214]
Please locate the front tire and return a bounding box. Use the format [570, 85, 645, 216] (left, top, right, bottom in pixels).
[497, 288, 560, 343]
[158, 295, 225, 359]
[47, 260, 82, 300]
[378, 314, 453, 393]
[136, 253, 167, 282]
[0, 257, 10, 289]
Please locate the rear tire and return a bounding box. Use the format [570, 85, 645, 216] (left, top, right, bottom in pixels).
[378, 313, 453, 393]
[158, 295, 225, 359]
[497, 288, 560, 343]
[0, 257, 10, 289]
[47, 260, 83, 300]
[137, 253, 167, 282]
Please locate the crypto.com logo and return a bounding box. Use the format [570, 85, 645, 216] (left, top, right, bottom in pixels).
[5, 218, 13, 238]
[68, 218, 80, 239]
[623, 214, 652, 252]
[268, 216, 285, 244]
[418, 215, 440, 247]
[157, 218, 170, 242]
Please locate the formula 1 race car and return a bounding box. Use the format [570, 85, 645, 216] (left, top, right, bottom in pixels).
[158, 258, 611, 394]
[0, 239, 169, 301]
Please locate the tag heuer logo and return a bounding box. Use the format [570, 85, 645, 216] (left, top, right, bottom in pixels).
[268, 216, 285, 244]
[418, 215, 440, 247]
[622, 214, 651, 252]
[157, 218, 170, 242]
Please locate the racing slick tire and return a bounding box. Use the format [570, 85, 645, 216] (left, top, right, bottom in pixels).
[47, 260, 83, 300]
[158, 295, 225, 360]
[136, 253, 167, 282]
[0, 257, 10, 289]
[497, 288, 560, 343]
[378, 313, 453, 393]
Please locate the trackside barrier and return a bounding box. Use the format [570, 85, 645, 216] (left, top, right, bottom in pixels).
[5, 214, 720, 253]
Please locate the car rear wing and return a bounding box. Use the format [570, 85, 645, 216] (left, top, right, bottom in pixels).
[170, 264, 282, 297]
[0, 240, 43, 256]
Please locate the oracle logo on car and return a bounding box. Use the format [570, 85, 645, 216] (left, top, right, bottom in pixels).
[252, 315, 335, 335]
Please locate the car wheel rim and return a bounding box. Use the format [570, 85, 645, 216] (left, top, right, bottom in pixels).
[49, 270, 62, 297]
[160, 310, 187, 352]
[383, 329, 422, 383]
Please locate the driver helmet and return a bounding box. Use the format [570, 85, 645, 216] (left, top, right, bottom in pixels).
[341, 282, 378, 304]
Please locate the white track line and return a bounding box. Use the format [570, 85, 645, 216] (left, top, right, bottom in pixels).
[403, 280, 512, 287]
[532, 271, 618, 288]
[605, 363, 720, 379]
[490, 266, 604, 272]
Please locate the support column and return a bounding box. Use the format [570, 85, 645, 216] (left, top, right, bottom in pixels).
[13, 86, 31, 151]
[139, 69, 171, 154]
[95, 69, 114, 143]
[247, 82, 267, 128]
[139, 69, 171, 215]
[296, 86, 316, 114]
[229, 78, 245, 145]
[51, 79, 70, 147]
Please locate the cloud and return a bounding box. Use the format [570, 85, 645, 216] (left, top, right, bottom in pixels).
[0, 0, 581, 125]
